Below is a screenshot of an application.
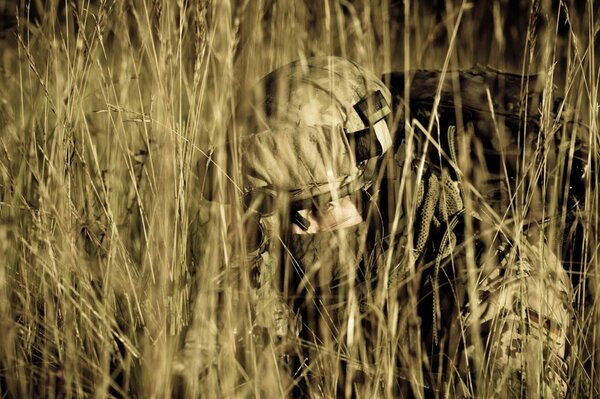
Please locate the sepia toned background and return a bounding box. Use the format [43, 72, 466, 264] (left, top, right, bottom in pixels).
[0, 0, 597, 397]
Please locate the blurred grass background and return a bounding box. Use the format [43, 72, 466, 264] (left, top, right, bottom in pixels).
[0, 0, 597, 397]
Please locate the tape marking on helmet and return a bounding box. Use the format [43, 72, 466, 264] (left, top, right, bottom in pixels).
[373, 119, 392, 153]
[354, 90, 391, 126]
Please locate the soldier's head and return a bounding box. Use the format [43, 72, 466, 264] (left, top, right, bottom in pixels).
[200, 56, 393, 267]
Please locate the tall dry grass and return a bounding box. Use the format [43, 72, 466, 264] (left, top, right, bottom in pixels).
[0, 0, 597, 397]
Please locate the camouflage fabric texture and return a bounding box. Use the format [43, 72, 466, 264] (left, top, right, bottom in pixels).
[207, 124, 362, 205]
[402, 152, 574, 398]
[200, 56, 393, 206]
[254, 56, 391, 134]
[455, 237, 573, 399]
[383, 67, 579, 397]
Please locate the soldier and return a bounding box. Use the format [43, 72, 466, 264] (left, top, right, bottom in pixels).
[190, 56, 577, 398]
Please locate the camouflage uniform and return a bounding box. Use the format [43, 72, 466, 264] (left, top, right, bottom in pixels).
[383, 69, 576, 398]
[191, 58, 576, 398]
[391, 159, 574, 398]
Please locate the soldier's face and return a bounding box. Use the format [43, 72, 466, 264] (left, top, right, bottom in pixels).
[290, 195, 363, 234]
[283, 192, 368, 342]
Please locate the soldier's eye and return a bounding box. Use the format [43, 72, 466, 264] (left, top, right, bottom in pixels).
[310, 201, 334, 215]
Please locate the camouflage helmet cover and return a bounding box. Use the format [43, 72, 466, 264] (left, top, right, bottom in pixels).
[201, 57, 392, 209]
[254, 56, 392, 134]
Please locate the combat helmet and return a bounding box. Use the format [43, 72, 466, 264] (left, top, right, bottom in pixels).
[200, 56, 393, 217]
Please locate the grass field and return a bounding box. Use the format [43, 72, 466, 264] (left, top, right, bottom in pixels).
[0, 0, 598, 397]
